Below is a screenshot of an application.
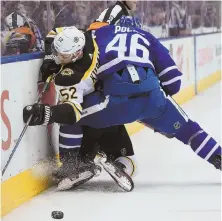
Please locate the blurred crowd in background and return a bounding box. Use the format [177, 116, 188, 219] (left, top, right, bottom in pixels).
[1, 1, 221, 56]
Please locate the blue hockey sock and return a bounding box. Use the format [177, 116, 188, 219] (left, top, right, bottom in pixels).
[59, 125, 83, 162]
[175, 120, 221, 165]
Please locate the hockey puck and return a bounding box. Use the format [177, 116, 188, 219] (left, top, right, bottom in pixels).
[51, 211, 64, 219]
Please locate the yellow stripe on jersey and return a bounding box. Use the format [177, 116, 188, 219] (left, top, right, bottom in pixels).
[61, 97, 82, 112]
[73, 103, 82, 112]
[56, 27, 64, 34]
[81, 39, 99, 80]
[64, 101, 82, 122]
[46, 30, 57, 38]
[47, 27, 64, 38]
[65, 101, 82, 113]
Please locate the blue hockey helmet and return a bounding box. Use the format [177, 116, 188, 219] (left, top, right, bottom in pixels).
[119, 16, 142, 29]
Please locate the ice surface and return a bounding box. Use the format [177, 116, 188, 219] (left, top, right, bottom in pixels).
[3, 83, 221, 221]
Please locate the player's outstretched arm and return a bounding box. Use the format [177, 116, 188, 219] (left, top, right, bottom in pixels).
[23, 72, 84, 126]
[23, 102, 79, 126]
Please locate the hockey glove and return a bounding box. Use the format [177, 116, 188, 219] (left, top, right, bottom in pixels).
[23, 103, 52, 126]
[160, 79, 181, 96]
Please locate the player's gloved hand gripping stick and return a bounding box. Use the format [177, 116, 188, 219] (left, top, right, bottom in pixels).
[2, 68, 62, 176]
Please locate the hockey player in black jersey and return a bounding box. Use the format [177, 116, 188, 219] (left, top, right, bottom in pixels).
[37, 3, 139, 191]
[37, 24, 136, 191]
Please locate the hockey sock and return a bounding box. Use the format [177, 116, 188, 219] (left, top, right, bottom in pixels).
[59, 125, 83, 164]
[175, 120, 221, 169]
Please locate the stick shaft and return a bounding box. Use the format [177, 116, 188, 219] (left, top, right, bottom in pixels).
[2, 75, 53, 176]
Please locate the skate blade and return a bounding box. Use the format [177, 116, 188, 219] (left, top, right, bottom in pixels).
[57, 171, 94, 191]
[101, 161, 134, 192]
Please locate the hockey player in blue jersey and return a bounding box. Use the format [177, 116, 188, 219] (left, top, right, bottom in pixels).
[23, 18, 221, 190]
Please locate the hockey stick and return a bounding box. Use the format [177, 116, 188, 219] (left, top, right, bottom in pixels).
[2, 74, 55, 176]
[168, 95, 189, 120]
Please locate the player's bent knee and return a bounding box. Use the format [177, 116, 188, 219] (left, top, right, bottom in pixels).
[175, 120, 203, 145]
[115, 155, 138, 178]
[142, 96, 188, 135]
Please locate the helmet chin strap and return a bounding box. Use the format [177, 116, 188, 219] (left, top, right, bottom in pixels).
[54, 49, 83, 64]
[55, 55, 79, 64]
[71, 50, 83, 62]
[71, 57, 79, 63]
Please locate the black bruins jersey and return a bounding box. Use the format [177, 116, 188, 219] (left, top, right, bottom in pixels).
[41, 27, 100, 123]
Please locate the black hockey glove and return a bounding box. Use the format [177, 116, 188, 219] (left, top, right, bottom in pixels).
[40, 60, 61, 82]
[23, 103, 52, 126]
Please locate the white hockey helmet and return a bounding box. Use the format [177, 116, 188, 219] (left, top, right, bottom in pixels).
[53, 26, 85, 63]
[5, 12, 25, 30]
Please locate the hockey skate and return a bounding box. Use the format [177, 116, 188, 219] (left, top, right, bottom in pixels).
[53, 157, 102, 191]
[96, 152, 134, 192]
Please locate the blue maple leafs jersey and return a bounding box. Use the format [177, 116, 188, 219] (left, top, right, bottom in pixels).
[95, 25, 182, 96]
[95, 25, 179, 79]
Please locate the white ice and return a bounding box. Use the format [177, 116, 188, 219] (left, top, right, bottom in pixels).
[3, 83, 222, 221]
